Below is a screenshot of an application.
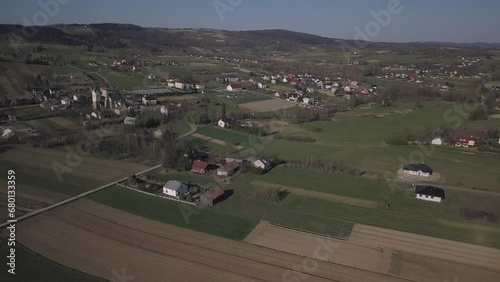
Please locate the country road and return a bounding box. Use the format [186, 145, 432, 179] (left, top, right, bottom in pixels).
[0, 164, 162, 229]
[176, 123, 197, 140]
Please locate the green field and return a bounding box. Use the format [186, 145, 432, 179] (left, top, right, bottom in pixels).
[196, 126, 251, 146]
[0, 146, 148, 198]
[0, 239, 104, 282]
[88, 185, 258, 240]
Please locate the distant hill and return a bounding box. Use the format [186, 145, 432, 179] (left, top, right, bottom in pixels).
[0, 23, 498, 55]
[411, 41, 500, 49]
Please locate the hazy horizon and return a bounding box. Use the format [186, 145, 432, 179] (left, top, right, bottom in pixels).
[1, 0, 499, 44]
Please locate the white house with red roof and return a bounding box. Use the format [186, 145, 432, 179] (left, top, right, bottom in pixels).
[227, 84, 242, 91]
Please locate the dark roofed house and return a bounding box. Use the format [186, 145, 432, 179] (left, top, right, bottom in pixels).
[200, 188, 225, 206]
[191, 160, 209, 174]
[217, 161, 240, 177]
[415, 185, 445, 203]
[218, 117, 235, 129]
[402, 163, 433, 177]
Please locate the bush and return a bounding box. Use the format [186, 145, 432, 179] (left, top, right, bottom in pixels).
[468, 106, 489, 121]
[274, 134, 316, 143]
[255, 186, 288, 203]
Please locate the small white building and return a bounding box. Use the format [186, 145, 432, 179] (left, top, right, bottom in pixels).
[227, 84, 242, 92]
[253, 158, 272, 171]
[124, 117, 137, 125]
[163, 181, 188, 198]
[402, 163, 433, 177]
[415, 185, 445, 203]
[218, 118, 234, 128]
[2, 129, 15, 140]
[303, 97, 314, 105]
[431, 137, 445, 146]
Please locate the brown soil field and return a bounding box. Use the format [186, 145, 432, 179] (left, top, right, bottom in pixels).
[47, 117, 80, 130]
[244, 221, 392, 273]
[245, 222, 500, 282]
[251, 180, 378, 208]
[192, 133, 244, 150]
[15, 200, 410, 282]
[0, 147, 148, 183]
[240, 99, 297, 112]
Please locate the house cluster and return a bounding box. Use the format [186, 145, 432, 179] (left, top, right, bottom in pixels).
[431, 131, 497, 149]
[401, 163, 446, 203]
[166, 78, 205, 91]
[190, 156, 273, 179]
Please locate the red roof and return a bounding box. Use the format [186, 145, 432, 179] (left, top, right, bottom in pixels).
[229, 84, 242, 89]
[191, 160, 209, 171]
[204, 187, 225, 200]
[455, 133, 475, 142]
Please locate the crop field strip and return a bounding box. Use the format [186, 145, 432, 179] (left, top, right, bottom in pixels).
[15, 200, 412, 282]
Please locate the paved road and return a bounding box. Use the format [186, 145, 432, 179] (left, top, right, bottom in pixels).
[0, 164, 162, 229]
[176, 123, 197, 140]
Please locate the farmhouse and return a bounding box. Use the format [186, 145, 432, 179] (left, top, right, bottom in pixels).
[191, 160, 209, 174]
[431, 137, 445, 146]
[415, 185, 445, 203]
[218, 118, 235, 128]
[455, 133, 476, 148]
[217, 161, 240, 177]
[402, 163, 433, 177]
[253, 158, 272, 171]
[163, 181, 189, 198]
[124, 117, 137, 125]
[200, 187, 225, 206]
[142, 95, 157, 106]
[227, 84, 242, 92]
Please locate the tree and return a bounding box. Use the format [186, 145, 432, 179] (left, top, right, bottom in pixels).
[221, 102, 226, 118]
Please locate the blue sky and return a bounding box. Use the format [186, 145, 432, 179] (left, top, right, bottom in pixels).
[1, 0, 499, 43]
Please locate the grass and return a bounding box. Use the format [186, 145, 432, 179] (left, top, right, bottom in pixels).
[0, 239, 105, 282]
[0, 146, 148, 198]
[163, 120, 191, 135]
[259, 167, 386, 201]
[88, 185, 258, 240]
[196, 126, 251, 146]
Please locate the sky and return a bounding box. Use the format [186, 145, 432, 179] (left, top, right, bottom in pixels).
[1, 0, 499, 43]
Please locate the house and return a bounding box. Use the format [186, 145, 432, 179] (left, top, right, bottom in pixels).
[2, 129, 15, 140]
[258, 83, 267, 89]
[142, 95, 157, 106]
[415, 185, 445, 203]
[343, 93, 354, 100]
[455, 133, 476, 148]
[200, 187, 225, 206]
[402, 163, 433, 177]
[431, 137, 445, 146]
[194, 82, 205, 90]
[303, 97, 314, 105]
[218, 118, 235, 128]
[224, 75, 239, 83]
[61, 97, 72, 105]
[191, 160, 209, 174]
[227, 84, 242, 92]
[253, 158, 272, 171]
[271, 79, 277, 84]
[163, 180, 189, 198]
[174, 81, 187, 90]
[124, 117, 137, 125]
[217, 161, 240, 177]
